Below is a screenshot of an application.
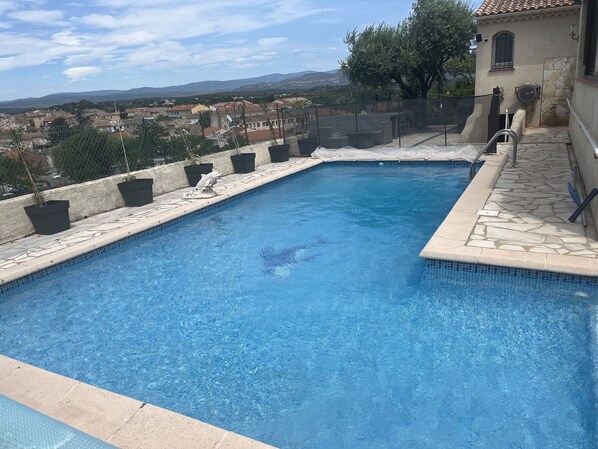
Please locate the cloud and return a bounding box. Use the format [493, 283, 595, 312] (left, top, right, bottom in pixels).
[52, 31, 81, 46]
[62, 65, 102, 81]
[0, 0, 334, 95]
[8, 8, 65, 24]
[258, 37, 288, 48]
[0, 1, 16, 15]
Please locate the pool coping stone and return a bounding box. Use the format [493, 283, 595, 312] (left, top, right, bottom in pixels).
[420, 151, 598, 276]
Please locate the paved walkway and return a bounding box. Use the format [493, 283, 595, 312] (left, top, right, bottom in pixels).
[467, 127, 598, 257]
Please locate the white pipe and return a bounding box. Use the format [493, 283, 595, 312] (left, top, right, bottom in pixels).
[567, 98, 598, 158]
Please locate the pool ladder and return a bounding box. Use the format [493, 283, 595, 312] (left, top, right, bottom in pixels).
[469, 129, 519, 180]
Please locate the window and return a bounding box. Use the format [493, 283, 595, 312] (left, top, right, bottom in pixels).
[492, 31, 514, 69]
[584, 0, 598, 76]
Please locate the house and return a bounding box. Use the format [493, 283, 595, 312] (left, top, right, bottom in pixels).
[166, 104, 197, 118]
[210, 101, 262, 128]
[474, 0, 581, 127]
[191, 104, 209, 115]
[568, 0, 598, 225]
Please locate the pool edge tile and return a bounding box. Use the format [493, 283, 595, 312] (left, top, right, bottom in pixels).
[0, 355, 278, 449]
[0, 355, 78, 412]
[41, 381, 143, 442]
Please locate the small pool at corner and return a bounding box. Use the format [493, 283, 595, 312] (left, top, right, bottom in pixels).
[1, 163, 597, 448]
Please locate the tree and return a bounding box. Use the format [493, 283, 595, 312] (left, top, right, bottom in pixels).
[53, 127, 120, 182]
[341, 0, 475, 99]
[130, 120, 167, 169]
[444, 53, 476, 96]
[198, 111, 211, 137]
[75, 99, 93, 127]
[48, 117, 71, 145]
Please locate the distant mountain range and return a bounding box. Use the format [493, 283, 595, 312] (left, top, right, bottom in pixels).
[0, 70, 349, 113]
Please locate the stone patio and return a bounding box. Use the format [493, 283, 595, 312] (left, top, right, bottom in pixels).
[467, 127, 598, 257]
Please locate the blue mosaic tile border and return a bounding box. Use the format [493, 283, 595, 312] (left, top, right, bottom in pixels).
[426, 259, 598, 286]
[324, 160, 482, 167]
[0, 161, 479, 296]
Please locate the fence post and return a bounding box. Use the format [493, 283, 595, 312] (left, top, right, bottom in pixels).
[276, 105, 283, 143]
[442, 99, 447, 146]
[315, 106, 321, 146]
[486, 87, 501, 154]
[354, 101, 359, 147]
[280, 107, 286, 144]
[398, 102, 402, 148]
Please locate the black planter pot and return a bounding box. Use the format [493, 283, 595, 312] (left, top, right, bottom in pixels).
[184, 163, 214, 186]
[231, 153, 256, 173]
[24, 200, 70, 235]
[117, 178, 153, 207]
[297, 137, 317, 156]
[268, 144, 290, 162]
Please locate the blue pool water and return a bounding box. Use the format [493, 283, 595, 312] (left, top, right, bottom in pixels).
[1, 163, 597, 448]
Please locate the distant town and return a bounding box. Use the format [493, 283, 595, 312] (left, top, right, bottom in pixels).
[0, 95, 317, 197]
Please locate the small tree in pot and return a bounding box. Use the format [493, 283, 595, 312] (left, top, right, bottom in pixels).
[176, 122, 213, 187]
[294, 101, 317, 156]
[227, 105, 255, 173]
[10, 128, 70, 235]
[114, 104, 153, 207]
[261, 101, 289, 163]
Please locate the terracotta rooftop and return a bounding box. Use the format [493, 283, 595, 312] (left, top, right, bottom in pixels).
[167, 104, 196, 111]
[476, 0, 579, 16]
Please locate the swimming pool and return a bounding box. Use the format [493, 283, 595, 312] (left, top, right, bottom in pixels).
[0, 163, 597, 448]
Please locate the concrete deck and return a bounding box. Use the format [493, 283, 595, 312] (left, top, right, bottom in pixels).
[2, 127, 597, 447]
[421, 127, 598, 276]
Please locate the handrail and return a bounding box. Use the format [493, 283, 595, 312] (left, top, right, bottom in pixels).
[469, 129, 519, 180]
[566, 98, 598, 158]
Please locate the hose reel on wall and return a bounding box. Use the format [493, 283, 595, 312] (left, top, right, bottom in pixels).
[515, 84, 541, 105]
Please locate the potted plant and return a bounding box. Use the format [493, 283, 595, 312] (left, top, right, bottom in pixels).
[296, 106, 317, 156]
[114, 105, 153, 206]
[10, 128, 70, 235]
[261, 101, 289, 162]
[177, 123, 213, 187]
[226, 111, 255, 174]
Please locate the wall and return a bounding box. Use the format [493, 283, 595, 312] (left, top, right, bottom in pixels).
[540, 56, 576, 126]
[0, 141, 273, 244]
[460, 97, 492, 143]
[569, 0, 598, 233]
[475, 9, 579, 127]
[570, 80, 598, 229]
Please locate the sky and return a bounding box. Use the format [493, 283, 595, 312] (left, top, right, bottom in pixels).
[0, 0, 416, 102]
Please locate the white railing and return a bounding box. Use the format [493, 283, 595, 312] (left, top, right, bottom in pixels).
[469, 129, 519, 180]
[567, 98, 598, 158]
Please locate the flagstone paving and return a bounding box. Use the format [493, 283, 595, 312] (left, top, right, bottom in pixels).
[466, 127, 598, 257]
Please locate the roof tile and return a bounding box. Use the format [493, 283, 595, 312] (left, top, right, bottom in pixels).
[476, 0, 579, 16]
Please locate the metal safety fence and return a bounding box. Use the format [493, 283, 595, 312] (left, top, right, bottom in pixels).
[0, 93, 496, 200]
[276, 94, 494, 151]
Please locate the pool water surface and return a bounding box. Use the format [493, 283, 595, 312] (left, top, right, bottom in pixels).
[0, 164, 597, 448]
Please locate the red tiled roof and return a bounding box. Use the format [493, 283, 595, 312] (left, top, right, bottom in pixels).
[476, 0, 579, 16]
[245, 129, 280, 143]
[167, 104, 196, 111]
[202, 127, 220, 137]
